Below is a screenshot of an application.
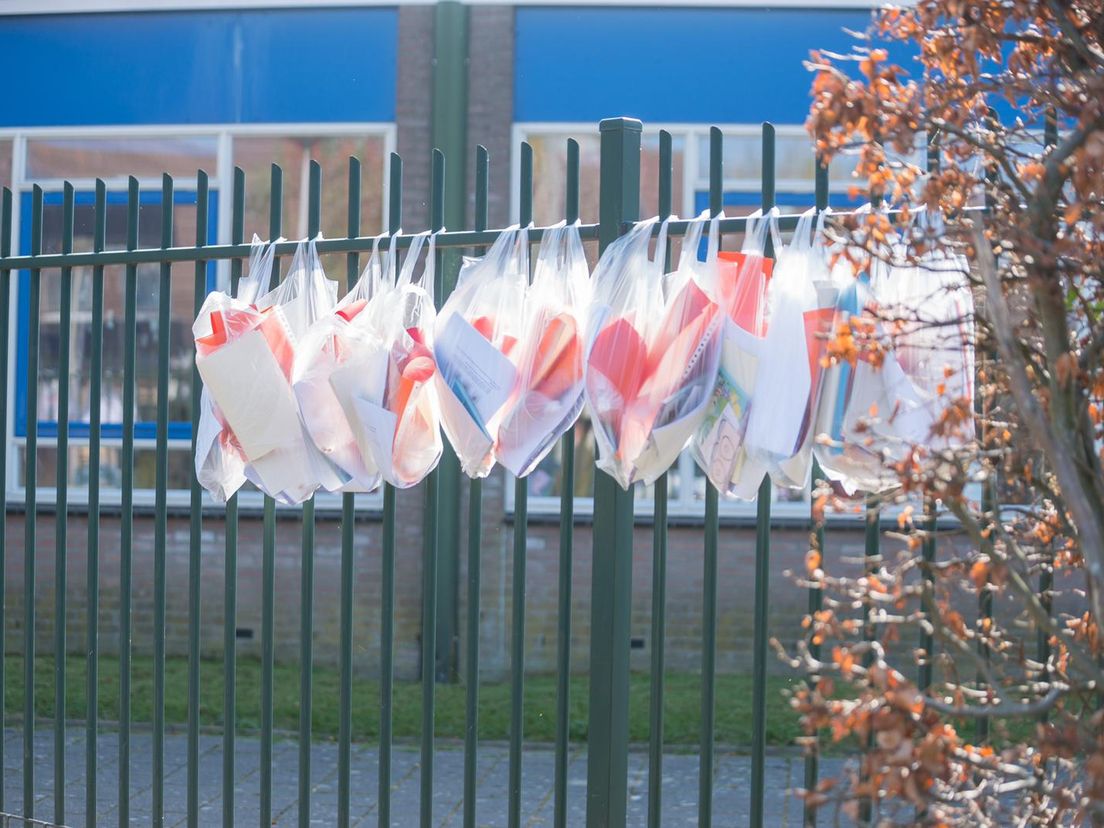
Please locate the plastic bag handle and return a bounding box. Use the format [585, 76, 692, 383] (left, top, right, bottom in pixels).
[471, 223, 530, 290]
[814, 206, 832, 240]
[383, 227, 401, 288]
[744, 207, 782, 255]
[676, 209, 725, 271]
[565, 219, 587, 271]
[398, 231, 429, 289]
[365, 233, 384, 297]
[274, 238, 309, 299]
[237, 234, 282, 304]
[543, 219, 588, 292]
[654, 216, 671, 277]
[423, 230, 439, 301]
[279, 233, 324, 292]
[536, 220, 569, 277]
[789, 207, 818, 253]
[677, 211, 707, 271]
[706, 211, 723, 263]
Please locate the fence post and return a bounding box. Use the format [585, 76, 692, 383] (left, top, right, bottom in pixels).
[430, 0, 468, 682]
[587, 116, 641, 828]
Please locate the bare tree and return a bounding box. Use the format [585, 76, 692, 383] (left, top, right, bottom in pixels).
[791, 2, 1104, 823]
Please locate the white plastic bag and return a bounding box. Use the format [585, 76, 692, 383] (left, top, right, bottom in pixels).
[434, 225, 529, 478]
[291, 236, 387, 493]
[874, 210, 975, 450]
[744, 208, 835, 489]
[196, 236, 339, 504]
[586, 213, 723, 490]
[341, 230, 443, 489]
[193, 235, 279, 501]
[495, 221, 590, 478]
[690, 209, 777, 499]
[811, 244, 896, 493]
[812, 208, 975, 494]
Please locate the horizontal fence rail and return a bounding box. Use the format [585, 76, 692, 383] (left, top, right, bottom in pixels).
[0, 116, 972, 828]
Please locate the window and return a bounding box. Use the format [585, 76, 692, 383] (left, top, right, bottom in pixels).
[512, 123, 897, 520]
[8, 125, 394, 507]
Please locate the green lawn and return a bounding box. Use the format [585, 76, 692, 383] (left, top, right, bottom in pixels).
[3, 655, 804, 748]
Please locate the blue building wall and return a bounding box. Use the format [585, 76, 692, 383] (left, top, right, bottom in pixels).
[0, 8, 398, 126]
[514, 6, 878, 124]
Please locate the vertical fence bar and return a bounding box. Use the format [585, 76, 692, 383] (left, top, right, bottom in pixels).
[260, 163, 283, 828]
[421, 147, 446, 828]
[337, 155, 361, 828]
[153, 172, 174, 828]
[976, 109, 1003, 744]
[0, 187, 9, 818]
[298, 159, 321, 828]
[53, 182, 75, 826]
[85, 181, 105, 828]
[749, 122, 776, 828]
[857, 158, 889, 828]
[553, 136, 580, 828]
[378, 151, 402, 828]
[187, 170, 209, 828]
[586, 116, 641, 828]
[699, 126, 724, 828]
[918, 500, 936, 695]
[508, 141, 534, 828]
[223, 166, 245, 828]
[804, 157, 830, 828]
[430, 0, 468, 687]
[648, 129, 673, 828]
[919, 132, 939, 700]
[860, 497, 879, 825]
[23, 184, 43, 820]
[1037, 542, 1053, 720]
[118, 176, 139, 828]
[1039, 111, 1057, 719]
[463, 144, 489, 828]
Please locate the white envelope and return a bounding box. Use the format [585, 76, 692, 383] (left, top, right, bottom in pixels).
[246, 439, 319, 502]
[197, 330, 303, 463]
[435, 313, 518, 426]
[295, 373, 376, 491]
[634, 381, 713, 487]
[435, 378, 496, 477]
[496, 389, 584, 478]
[350, 396, 399, 474]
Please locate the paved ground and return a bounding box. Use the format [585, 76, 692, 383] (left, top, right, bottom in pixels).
[2, 726, 850, 826]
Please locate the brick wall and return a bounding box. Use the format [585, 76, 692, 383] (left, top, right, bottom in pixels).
[0, 477, 895, 683]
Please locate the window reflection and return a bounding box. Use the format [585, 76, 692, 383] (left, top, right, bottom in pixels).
[233, 135, 387, 277]
[26, 136, 217, 181]
[34, 199, 203, 434]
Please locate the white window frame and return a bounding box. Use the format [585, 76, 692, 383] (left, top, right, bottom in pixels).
[4, 121, 397, 512]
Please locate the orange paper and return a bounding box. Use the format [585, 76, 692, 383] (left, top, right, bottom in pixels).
[336, 298, 368, 322]
[718, 251, 772, 335]
[527, 312, 581, 401]
[257, 308, 296, 380]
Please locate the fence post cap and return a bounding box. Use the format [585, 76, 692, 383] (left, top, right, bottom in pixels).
[599, 117, 643, 133]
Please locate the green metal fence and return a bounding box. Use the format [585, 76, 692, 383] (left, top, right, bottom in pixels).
[0, 117, 893, 828]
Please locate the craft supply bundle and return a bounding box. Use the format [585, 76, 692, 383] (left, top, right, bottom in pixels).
[193, 209, 975, 503]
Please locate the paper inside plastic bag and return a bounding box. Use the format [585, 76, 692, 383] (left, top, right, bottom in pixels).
[436, 313, 518, 435]
[197, 330, 303, 462]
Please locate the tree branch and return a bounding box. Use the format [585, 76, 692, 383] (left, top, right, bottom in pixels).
[925, 684, 1068, 718]
[974, 222, 1104, 627]
[1044, 0, 1104, 70]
